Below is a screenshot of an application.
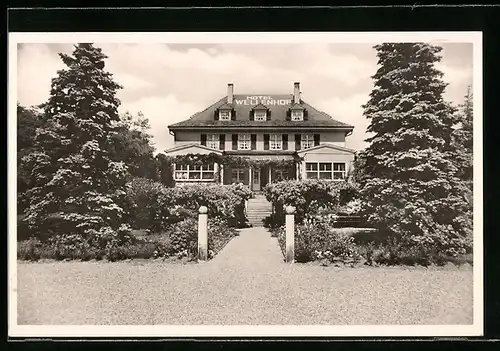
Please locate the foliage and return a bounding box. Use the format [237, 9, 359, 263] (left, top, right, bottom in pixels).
[275, 218, 362, 265]
[208, 217, 239, 258]
[161, 183, 252, 230]
[451, 86, 473, 190]
[17, 104, 44, 212]
[154, 153, 175, 187]
[18, 237, 44, 261]
[108, 111, 157, 180]
[167, 218, 199, 259]
[358, 43, 472, 256]
[263, 179, 359, 227]
[165, 152, 302, 169]
[123, 177, 171, 231]
[156, 152, 301, 185]
[361, 236, 471, 267]
[21, 43, 132, 242]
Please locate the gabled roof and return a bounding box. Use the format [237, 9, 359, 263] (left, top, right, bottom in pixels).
[296, 143, 356, 155]
[218, 103, 233, 110]
[289, 103, 305, 110]
[168, 94, 354, 130]
[163, 143, 223, 156]
[252, 103, 268, 110]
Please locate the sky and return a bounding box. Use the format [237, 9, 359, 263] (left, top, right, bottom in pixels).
[17, 42, 473, 153]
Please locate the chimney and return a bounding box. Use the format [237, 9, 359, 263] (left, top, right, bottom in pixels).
[227, 83, 234, 104]
[293, 82, 300, 104]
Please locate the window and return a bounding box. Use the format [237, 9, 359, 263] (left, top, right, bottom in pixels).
[301, 134, 315, 149]
[333, 163, 346, 180]
[238, 134, 251, 150]
[206, 134, 219, 149]
[291, 110, 303, 121]
[231, 168, 246, 183]
[305, 162, 346, 180]
[319, 162, 332, 179]
[219, 110, 231, 121]
[270, 134, 283, 150]
[174, 164, 188, 180]
[254, 110, 267, 121]
[175, 163, 215, 181]
[305, 163, 318, 179]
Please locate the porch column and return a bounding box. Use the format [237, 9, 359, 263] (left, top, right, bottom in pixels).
[268, 165, 272, 184]
[249, 167, 253, 190]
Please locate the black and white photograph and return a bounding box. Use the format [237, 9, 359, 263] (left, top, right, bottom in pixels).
[8, 32, 482, 337]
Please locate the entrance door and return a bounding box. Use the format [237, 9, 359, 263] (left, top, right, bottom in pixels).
[252, 168, 261, 191]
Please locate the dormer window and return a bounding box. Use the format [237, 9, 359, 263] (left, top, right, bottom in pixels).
[254, 110, 267, 121]
[291, 110, 304, 121]
[219, 110, 231, 121]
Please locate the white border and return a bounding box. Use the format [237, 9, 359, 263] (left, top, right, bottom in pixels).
[8, 31, 483, 338]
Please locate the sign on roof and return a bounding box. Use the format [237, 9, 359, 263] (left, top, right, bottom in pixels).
[234, 96, 292, 106]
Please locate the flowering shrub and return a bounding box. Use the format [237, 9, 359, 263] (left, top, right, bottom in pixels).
[274, 218, 362, 265]
[171, 183, 252, 227]
[167, 218, 199, 259]
[264, 179, 359, 227]
[125, 179, 252, 231]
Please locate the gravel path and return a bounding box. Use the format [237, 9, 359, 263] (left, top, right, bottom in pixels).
[17, 227, 473, 325]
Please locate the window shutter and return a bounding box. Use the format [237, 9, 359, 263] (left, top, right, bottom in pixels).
[249, 110, 254, 121]
[251, 134, 257, 150]
[267, 110, 271, 121]
[286, 110, 291, 121]
[232, 134, 238, 150]
[231, 109, 236, 120]
[214, 110, 219, 121]
[303, 109, 309, 121]
[314, 134, 320, 146]
[201, 134, 207, 146]
[264, 134, 270, 150]
[282, 134, 288, 150]
[219, 134, 225, 150]
[295, 134, 301, 150]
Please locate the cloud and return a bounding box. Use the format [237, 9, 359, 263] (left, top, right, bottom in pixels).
[119, 94, 203, 153]
[17, 44, 65, 107]
[314, 94, 373, 150]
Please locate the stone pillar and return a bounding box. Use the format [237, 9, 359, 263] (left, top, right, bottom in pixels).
[285, 206, 295, 263]
[219, 163, 224, 184]
[198, 206, 208, 261]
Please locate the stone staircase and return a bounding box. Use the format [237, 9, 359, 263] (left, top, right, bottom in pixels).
[246, 194, 273, 227]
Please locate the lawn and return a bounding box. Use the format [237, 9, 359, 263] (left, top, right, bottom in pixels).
[17, 258, 473, 325]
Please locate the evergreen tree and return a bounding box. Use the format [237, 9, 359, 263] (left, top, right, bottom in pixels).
[22, 44, 131, 241]
[17, 104, 43, 212]
[359, 43, 472, 255]
[452, 86, 473, 191]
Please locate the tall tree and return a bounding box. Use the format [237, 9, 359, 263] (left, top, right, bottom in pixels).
[452, 86, 473, 191]
[359, 43, 472, 254]
[109, 111, 157, 180]
[17, 104, 43, 212]
[22, 44, 131, 239]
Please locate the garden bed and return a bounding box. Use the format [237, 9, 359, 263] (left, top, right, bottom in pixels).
[18, 217, 238, 263]
[272, 225, 473, 267]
